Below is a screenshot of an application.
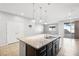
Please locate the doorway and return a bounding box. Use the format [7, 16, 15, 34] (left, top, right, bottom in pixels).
[64, 22, 75, 39]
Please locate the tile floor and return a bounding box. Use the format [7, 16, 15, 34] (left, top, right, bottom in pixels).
[58, 38, 79, 56]
[0, 38, 79, 56]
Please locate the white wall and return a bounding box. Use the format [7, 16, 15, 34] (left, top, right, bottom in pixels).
[7, 16, 25, 44]
[58, 21, 64, 48]
[43, 24, 58, 35]
[58, 21, 64, 39]
[0, 13, 7, 46]
[24, 20, 44, 36]
[0, 12, 44, 46]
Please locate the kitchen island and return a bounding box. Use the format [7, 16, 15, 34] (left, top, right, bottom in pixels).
[18, 34, 61, 56]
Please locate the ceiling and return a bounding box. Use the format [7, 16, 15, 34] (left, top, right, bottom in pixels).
[0, 3, 79, 24]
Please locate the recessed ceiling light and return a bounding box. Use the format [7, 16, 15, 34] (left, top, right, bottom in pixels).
[39, 20, 42, 23]
[49, 28, 52, 31]
[44, 22, 48, 24]
[68, 12, 71, 16]
[32, 20, 36, 23]
[20, 13, 24, 16]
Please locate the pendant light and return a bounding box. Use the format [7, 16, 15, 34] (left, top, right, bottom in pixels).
[39, 6, 42, 23]
[32, 3, 36, 23]
[44, 4, 48, 24]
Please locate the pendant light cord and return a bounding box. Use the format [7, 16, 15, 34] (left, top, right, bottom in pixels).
[33, 3, 34, 20]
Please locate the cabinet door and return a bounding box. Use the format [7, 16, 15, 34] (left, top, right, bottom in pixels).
[26, 44, 36, 56]
[47, 49, 52, 56]
[52, 43, 56, 56]
[47, 42, 52, 56]
[55, 39, 59, 55]
[19, 41, 26, 56]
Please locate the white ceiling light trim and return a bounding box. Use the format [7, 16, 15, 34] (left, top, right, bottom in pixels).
[32, 20, 36, 23]
[44, 22, 48, 24]
[20, 12, 24, 16]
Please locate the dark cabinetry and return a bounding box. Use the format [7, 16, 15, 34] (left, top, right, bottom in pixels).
[26, 45, 47, 56]
[55, 39, 59, 55]
[52, 39, 60, 56]
[26, 44, 36, 56]
[26, 38, 60, 56]
[36, 46, 47, 56]
[52, 43, 56, 56]
[47, 42, 52, 56]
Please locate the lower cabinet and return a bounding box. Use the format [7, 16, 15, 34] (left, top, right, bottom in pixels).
[55, 39, 59, 55]
[47, 42, 52, 56]
[52, 38, 60, 56]
[26, 38, 60, 56]
[26, 44, 36, 56]
[52, 43, 56, 56]
[36, 46, 47, 56]
[26, 45, 47, 56]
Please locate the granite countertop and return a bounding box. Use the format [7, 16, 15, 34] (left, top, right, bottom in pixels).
[18, 34, 60, 49]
